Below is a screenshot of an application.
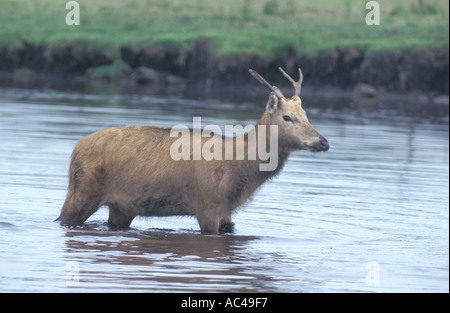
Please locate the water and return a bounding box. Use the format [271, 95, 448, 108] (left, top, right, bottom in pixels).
[0, 87, 448, 292]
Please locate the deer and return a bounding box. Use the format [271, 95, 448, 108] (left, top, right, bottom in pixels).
[56, 67, 329, 234]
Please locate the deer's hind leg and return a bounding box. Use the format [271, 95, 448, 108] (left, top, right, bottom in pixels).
[57, 189, 103, 226]
[57, 157, 105, 226]
[107, 203, 135, 229]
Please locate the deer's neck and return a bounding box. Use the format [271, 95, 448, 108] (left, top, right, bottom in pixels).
[256, 112, 289, 178]
[225, 113, 290, 209]
[236, 112, 290, 181]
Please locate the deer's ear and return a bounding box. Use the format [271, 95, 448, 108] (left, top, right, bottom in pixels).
[266, 92, 279, 115]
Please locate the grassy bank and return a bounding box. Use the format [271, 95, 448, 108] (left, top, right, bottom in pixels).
[1, 0, 448, 58]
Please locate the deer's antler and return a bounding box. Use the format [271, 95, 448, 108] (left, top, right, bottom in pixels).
[278, 67, 303, 97]
[249, 69, 284, 99]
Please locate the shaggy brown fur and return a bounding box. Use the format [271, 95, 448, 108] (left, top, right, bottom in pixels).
[57, 69, 329, 234]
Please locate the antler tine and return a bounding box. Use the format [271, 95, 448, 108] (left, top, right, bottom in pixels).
[278, 67, 303, 97]
[249, 69, 284, 99]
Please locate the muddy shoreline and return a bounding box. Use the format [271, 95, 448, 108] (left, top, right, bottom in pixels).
[0, 40, 448, 120]
[0, 73, 448, 123]
[0, 40, 448, 94]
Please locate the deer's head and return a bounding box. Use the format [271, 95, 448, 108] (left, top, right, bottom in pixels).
[249, 67, 329, 153]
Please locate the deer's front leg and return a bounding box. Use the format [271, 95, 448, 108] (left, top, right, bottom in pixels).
[196, 208, 220, 234]
[219, 210, 234, 233]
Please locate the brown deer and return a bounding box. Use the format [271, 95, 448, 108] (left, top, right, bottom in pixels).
[57, 67, 329, 234]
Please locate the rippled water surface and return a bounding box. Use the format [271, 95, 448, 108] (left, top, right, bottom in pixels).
[0, 87, 448, 292]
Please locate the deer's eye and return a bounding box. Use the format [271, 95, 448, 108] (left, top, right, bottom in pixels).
[283, 115, 292, 122]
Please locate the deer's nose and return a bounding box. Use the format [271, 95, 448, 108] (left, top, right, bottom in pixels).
[319, 137, 330, 151]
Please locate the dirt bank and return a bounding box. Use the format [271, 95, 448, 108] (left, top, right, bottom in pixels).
[0, 39, 448, 94]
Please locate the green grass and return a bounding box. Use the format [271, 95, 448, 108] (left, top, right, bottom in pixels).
[0, 0, 448, 59]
